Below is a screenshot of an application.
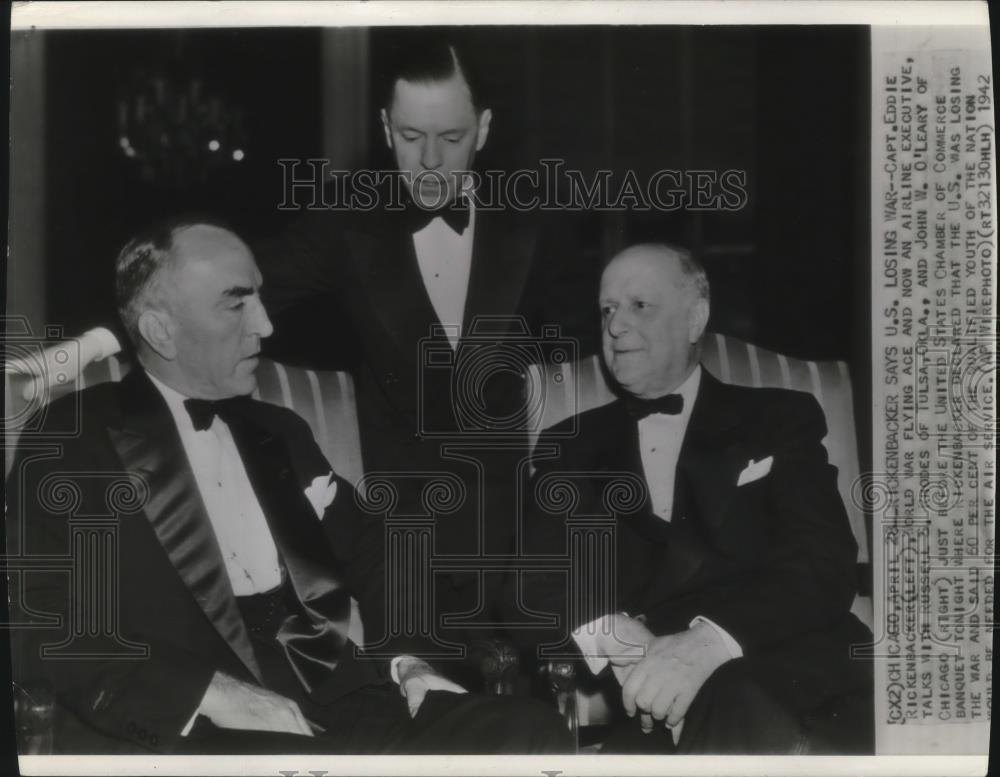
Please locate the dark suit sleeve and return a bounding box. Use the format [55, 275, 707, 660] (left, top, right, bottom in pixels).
[6, 405, 215, 753]
[501, 425, 581, 655]
[274, 410, 434, 662]
[252, 208, 363, 371]
[518, 212, 601, 360]
[254, 208, 345, 317]
[642, 395, 859, 654]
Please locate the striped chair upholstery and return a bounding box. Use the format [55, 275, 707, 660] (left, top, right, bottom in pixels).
[526, 332, 869, 568]
[5, 357, 365, 489]
[250, 359, 365, 488]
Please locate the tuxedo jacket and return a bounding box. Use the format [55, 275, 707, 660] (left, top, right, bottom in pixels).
[255, 199, 600, 558]
[7, 370, 404, 753]
[516, 369, 871, 711]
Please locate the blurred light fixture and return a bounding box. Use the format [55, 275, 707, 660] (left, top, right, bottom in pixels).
[117, 57, 248, 189]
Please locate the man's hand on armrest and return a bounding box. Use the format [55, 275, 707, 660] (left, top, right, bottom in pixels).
[6, 327, 121, 400]
[187, 670, 314, 737]
[621, 621, 733, 735]
[392, 656, 467, 718]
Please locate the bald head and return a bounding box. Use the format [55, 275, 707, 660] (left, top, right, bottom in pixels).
[599, 244, 710, 398]
[116, 219, 273, 399]
[605, 244, 709, 304]
[171, 223, 250, 266]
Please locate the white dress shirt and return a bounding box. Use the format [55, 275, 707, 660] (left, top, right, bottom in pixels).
[146, 371, 282, 596]
[638, 365, 702, 522]
[412, 197, 475, 350]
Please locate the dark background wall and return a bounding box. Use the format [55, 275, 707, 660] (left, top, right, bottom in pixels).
[42, 28, 324, 333]
[31, 25, 868, 362]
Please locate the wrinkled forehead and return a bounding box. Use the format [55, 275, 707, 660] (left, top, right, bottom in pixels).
[601, 248, 686, 298]
[172, 224, 247, 259]
[169, 225, 258, 288]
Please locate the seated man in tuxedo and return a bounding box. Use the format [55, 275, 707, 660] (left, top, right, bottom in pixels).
[6, 219, 572, 754]
[514, 243, 873, 753]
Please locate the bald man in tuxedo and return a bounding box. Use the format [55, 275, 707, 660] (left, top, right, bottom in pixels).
[513, 244, 873, 754]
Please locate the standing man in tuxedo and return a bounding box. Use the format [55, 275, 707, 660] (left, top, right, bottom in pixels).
[19, 33, 598, 660]
[6, 219, 573, 754]
[514, 243, 873, 753]
[257, 34, 598, 652]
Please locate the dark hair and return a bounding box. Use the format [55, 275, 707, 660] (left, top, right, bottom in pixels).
[114, 214, 235, 346]
[378, 31, 487, 112]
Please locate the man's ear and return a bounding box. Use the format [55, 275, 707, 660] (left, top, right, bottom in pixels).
[380, 108, 392, 149]
[137, 309, 177, 360]
[475, 108, 492, 151]
[689, 297, 710, 344]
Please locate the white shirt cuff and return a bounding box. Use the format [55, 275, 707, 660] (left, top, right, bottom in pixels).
[573, 615, 740, 676]
[179, 682, 213, 737]
[85, 327, 122, 361]
[571, 614, 615, 675]
[179, 709, 199, 737]
[689, 615, 743, 659]
[390, 655, 416, 685]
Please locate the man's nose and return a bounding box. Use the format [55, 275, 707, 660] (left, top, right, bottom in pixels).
[606, 308, 630, 337]
[420, 138, 443, 170]
[249, 297, 274, 339]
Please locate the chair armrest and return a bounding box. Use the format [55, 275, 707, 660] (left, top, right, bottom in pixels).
[13, 680, 55, 755]
[545, 660, 579, 741]
[471, 638, 520, 696]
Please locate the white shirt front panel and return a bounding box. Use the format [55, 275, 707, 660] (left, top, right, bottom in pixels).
[637, 366, 702, 522]
[412, 199, 475, 350]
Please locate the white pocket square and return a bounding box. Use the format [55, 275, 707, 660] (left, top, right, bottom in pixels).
[736, 456, 773, 486]
[304, 472, 338, 519]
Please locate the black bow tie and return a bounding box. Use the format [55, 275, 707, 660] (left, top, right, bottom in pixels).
[624, 394, 684, 420]
[183, 397, 249, 431]
[404, 195, 470, 235]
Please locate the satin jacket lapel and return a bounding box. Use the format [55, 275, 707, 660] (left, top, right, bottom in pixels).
[106, 372, 262, 683]
[592, 402, 702, 603]
[595, 401, 645, 483]
[599, 401, 689, 549]
[461, 210, 537, 339]
[343, 212, 444, 356]
[223, 412, 355, 698]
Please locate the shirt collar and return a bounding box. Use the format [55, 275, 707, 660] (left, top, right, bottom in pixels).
[637, 365, 702, 424]
[676, 364, 702, 414]
[144, 369, 201, 434]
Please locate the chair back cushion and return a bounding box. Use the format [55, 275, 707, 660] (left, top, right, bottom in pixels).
[5, 358, 365, 489]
